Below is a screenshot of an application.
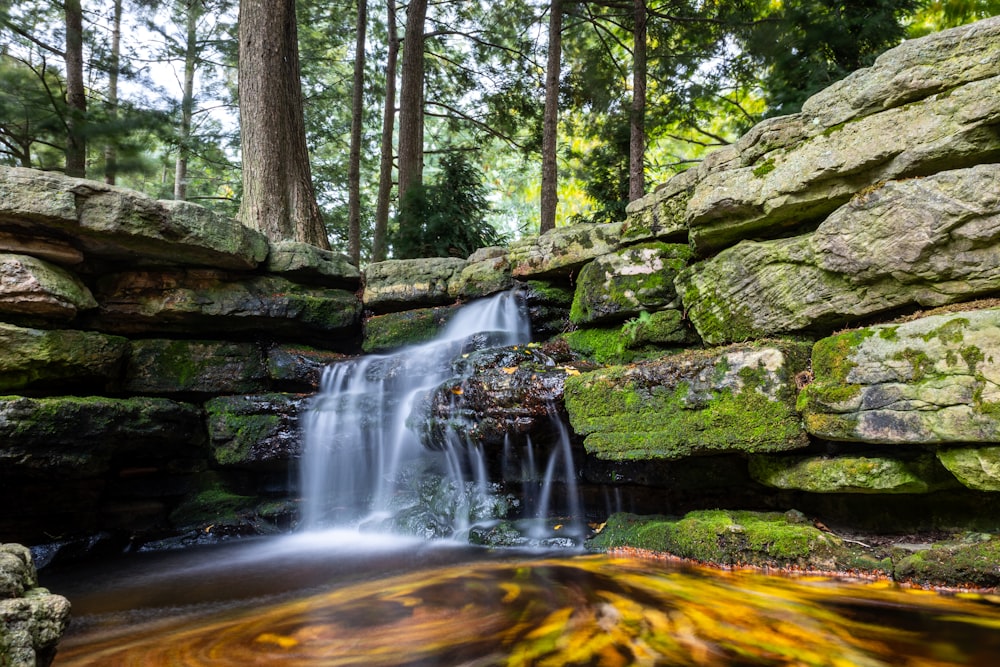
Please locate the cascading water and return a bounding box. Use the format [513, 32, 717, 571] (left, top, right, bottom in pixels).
[300, 289, 583, 540]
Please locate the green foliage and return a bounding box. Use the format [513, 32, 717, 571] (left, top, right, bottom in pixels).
[745, 0, 922, 116]
[392, 152, 504, 259]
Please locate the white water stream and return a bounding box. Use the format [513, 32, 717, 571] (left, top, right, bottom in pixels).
[300, 290, 583, 539]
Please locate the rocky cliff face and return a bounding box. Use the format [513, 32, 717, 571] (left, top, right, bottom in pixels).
[1, 17, 1000, 586]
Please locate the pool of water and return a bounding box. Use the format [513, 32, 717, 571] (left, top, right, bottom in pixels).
[42, 532, 1000, 666]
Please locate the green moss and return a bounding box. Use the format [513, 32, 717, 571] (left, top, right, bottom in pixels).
[878, 326, 899, 341]
[811, 328, 873, 383]
[525, 280, 575, 306]
[820, 120, 849, 137]
[961, 345, 985, 373]
[752, 158, 776, 178]
[363, 306, 455, 353]
[169, 477, 256, 527]
[920, 317, 968, 344]
[680, 279, 759, 344]
[892, 347, 933, 381]
[895, 536, 1000, 589]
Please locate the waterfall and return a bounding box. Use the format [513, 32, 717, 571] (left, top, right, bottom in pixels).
[299, 290, 540, 536]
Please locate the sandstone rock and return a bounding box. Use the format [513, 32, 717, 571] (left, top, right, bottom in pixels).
[564, 342, 810, 460]
[687, 74, 1000, 253]
[448, 251, 513, 299]
[508, 221, 625, 279]
[678, 165, 1000, 344]
[266, 345, 347, 391]
[363, 305, 458, 353]
[0, 167, 268, 269]
[0, 323, 127, 392]
[0, 253, 96, 320]
[801, 16, 1000, 129]
[264, 240, 361, 288]
[798, 308, 1000, 444]
[125, 339, 268, 394]
[363, 258, 467, 313]
[90, 269, 361, 342]
[569, 242, 690, 325]
[620, 169, 696, 243]
[0, 396, 205, 476]
[749, 453, 957, 493]
[0, 231, 83, 265]
[206, 394, 308, 467]
[0, 545, 70, 667]
[936, 446, 1000, 491]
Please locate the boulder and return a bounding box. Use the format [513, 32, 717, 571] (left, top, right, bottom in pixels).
[206, 394, 308, 467]
[936, 446, 1000, 491]
[448, 247, 513, 299]
[564, 342, 810, 461]
[569, 242, 690, 325]
[264, 240, 361, 288]
[620, 169, 696, 244]
[266, 345, 347, 391]
[90, 269, 361, 342]
[686, 74, 1000, 253]
[0, 167, 268, 269]
[749, 453, 958, 493]
[125, 339, 268, 395]
[0, 323, 127, 392]
[0, 396, 205, 476]
[0, 545, 70, 667]
[362, 305, 459, 353]
[678, 165, 1000, 345]
[363, 258, 467, 313]
[798, 308, 1000, 444]
[508, 221, 626, 279]
[0, 253, 96, 320]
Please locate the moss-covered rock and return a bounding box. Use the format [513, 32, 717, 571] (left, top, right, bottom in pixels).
[125, 339, 267, 395]
[569, 242, 690, 326]
[588, 510, 885, 572]
[448, 248, 513, 299]
[524, 280, 574, 339]
[363, 258, 467, 313]
[362, 305, 458, 353]
[564, 342, 811, 460]
[798, 307, 1000, 444]
[266, 344, 348, 391]
[0, 323, 128, 392]
[936, 446, 1000, 491]
[205, 393, 307, 467]
[0, 253, 96, 320]
[749, 453, 959, 493]
[0, 544, 70, 667]
[621, 170, 695, 244]
[508, 221, 626, 279]
[894, 535, 1000, 589]
[0, 395, 205, 476]
[264, 240, 361, 288]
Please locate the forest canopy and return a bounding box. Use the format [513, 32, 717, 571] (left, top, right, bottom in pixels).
[0, 0, 996, 261]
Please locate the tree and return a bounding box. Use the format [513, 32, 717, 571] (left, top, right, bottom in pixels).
[238, 0, 328, 247]
[64, 0, 86, 177]
[174, 0, 201, 200]
[372, 0, 399, 262]
[629, 0, 646, 202]
[104, 0, 122, 184]
[347, 0, 368, 264]
[397, 0, 428, 204]
[539, 0, 561, 234]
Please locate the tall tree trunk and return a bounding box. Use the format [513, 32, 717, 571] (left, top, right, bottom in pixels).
[64, 0, 86, 177]
[347, 0, 367, 264]
[104, 0, 122, 184]
[629, 0, 646, 202]
[539, 0, 561, 234]
[372, 0, 398, 262]
[174, 0, 199, 201]
[396, 0, 427, 204]
[238, 0, 329, 248]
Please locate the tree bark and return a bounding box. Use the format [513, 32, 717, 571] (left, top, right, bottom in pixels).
[397, 0, 427, 204]
[105, 0, 122, 184]
[629, 0, 646, 202]
[372, 0, 399, 262]
[175, 0, 199, 200]
[347, 0, 368, 264]
[238, 0, 329, 248]
[540, 0, 562, 234]
[64, 0, 86, 177]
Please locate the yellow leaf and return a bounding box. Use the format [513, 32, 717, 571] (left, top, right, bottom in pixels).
[564, 368, 581, 376]
[503, 366, 518, 374]
[554, 524, 563, 531]
[255, 633, 299, 649]
[451, 386, 464, 395]
[499, 582, 520, 603]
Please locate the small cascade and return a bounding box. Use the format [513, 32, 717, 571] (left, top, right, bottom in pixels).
[301, 290, 572, 538]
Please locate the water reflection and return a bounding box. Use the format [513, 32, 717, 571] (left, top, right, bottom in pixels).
[48, 536, 1000, 666]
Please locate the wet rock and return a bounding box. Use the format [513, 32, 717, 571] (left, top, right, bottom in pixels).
[798, 307, 1000, 444]
[264, 240, 361, 288]
[90, 269, 361, 343]
[266, 344, 348, 391]
[206, 393, 308, 467]
[569, 242, 690, 326]
[0, 323, 128, 392]
[523, 280, 574, 339]
[125, 339, 267, 395]
[749, 453, 959, 493]
[0, 544, 70, 667]
[894, 534, 1000, 589]
[363, 304, 459, 353]
[678, 165, 1000, 344]
[0, 166, 268, 269]
[564, 342, 811, 460]
[363, 258, 467, 313]
[0, 253, 96, 320]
